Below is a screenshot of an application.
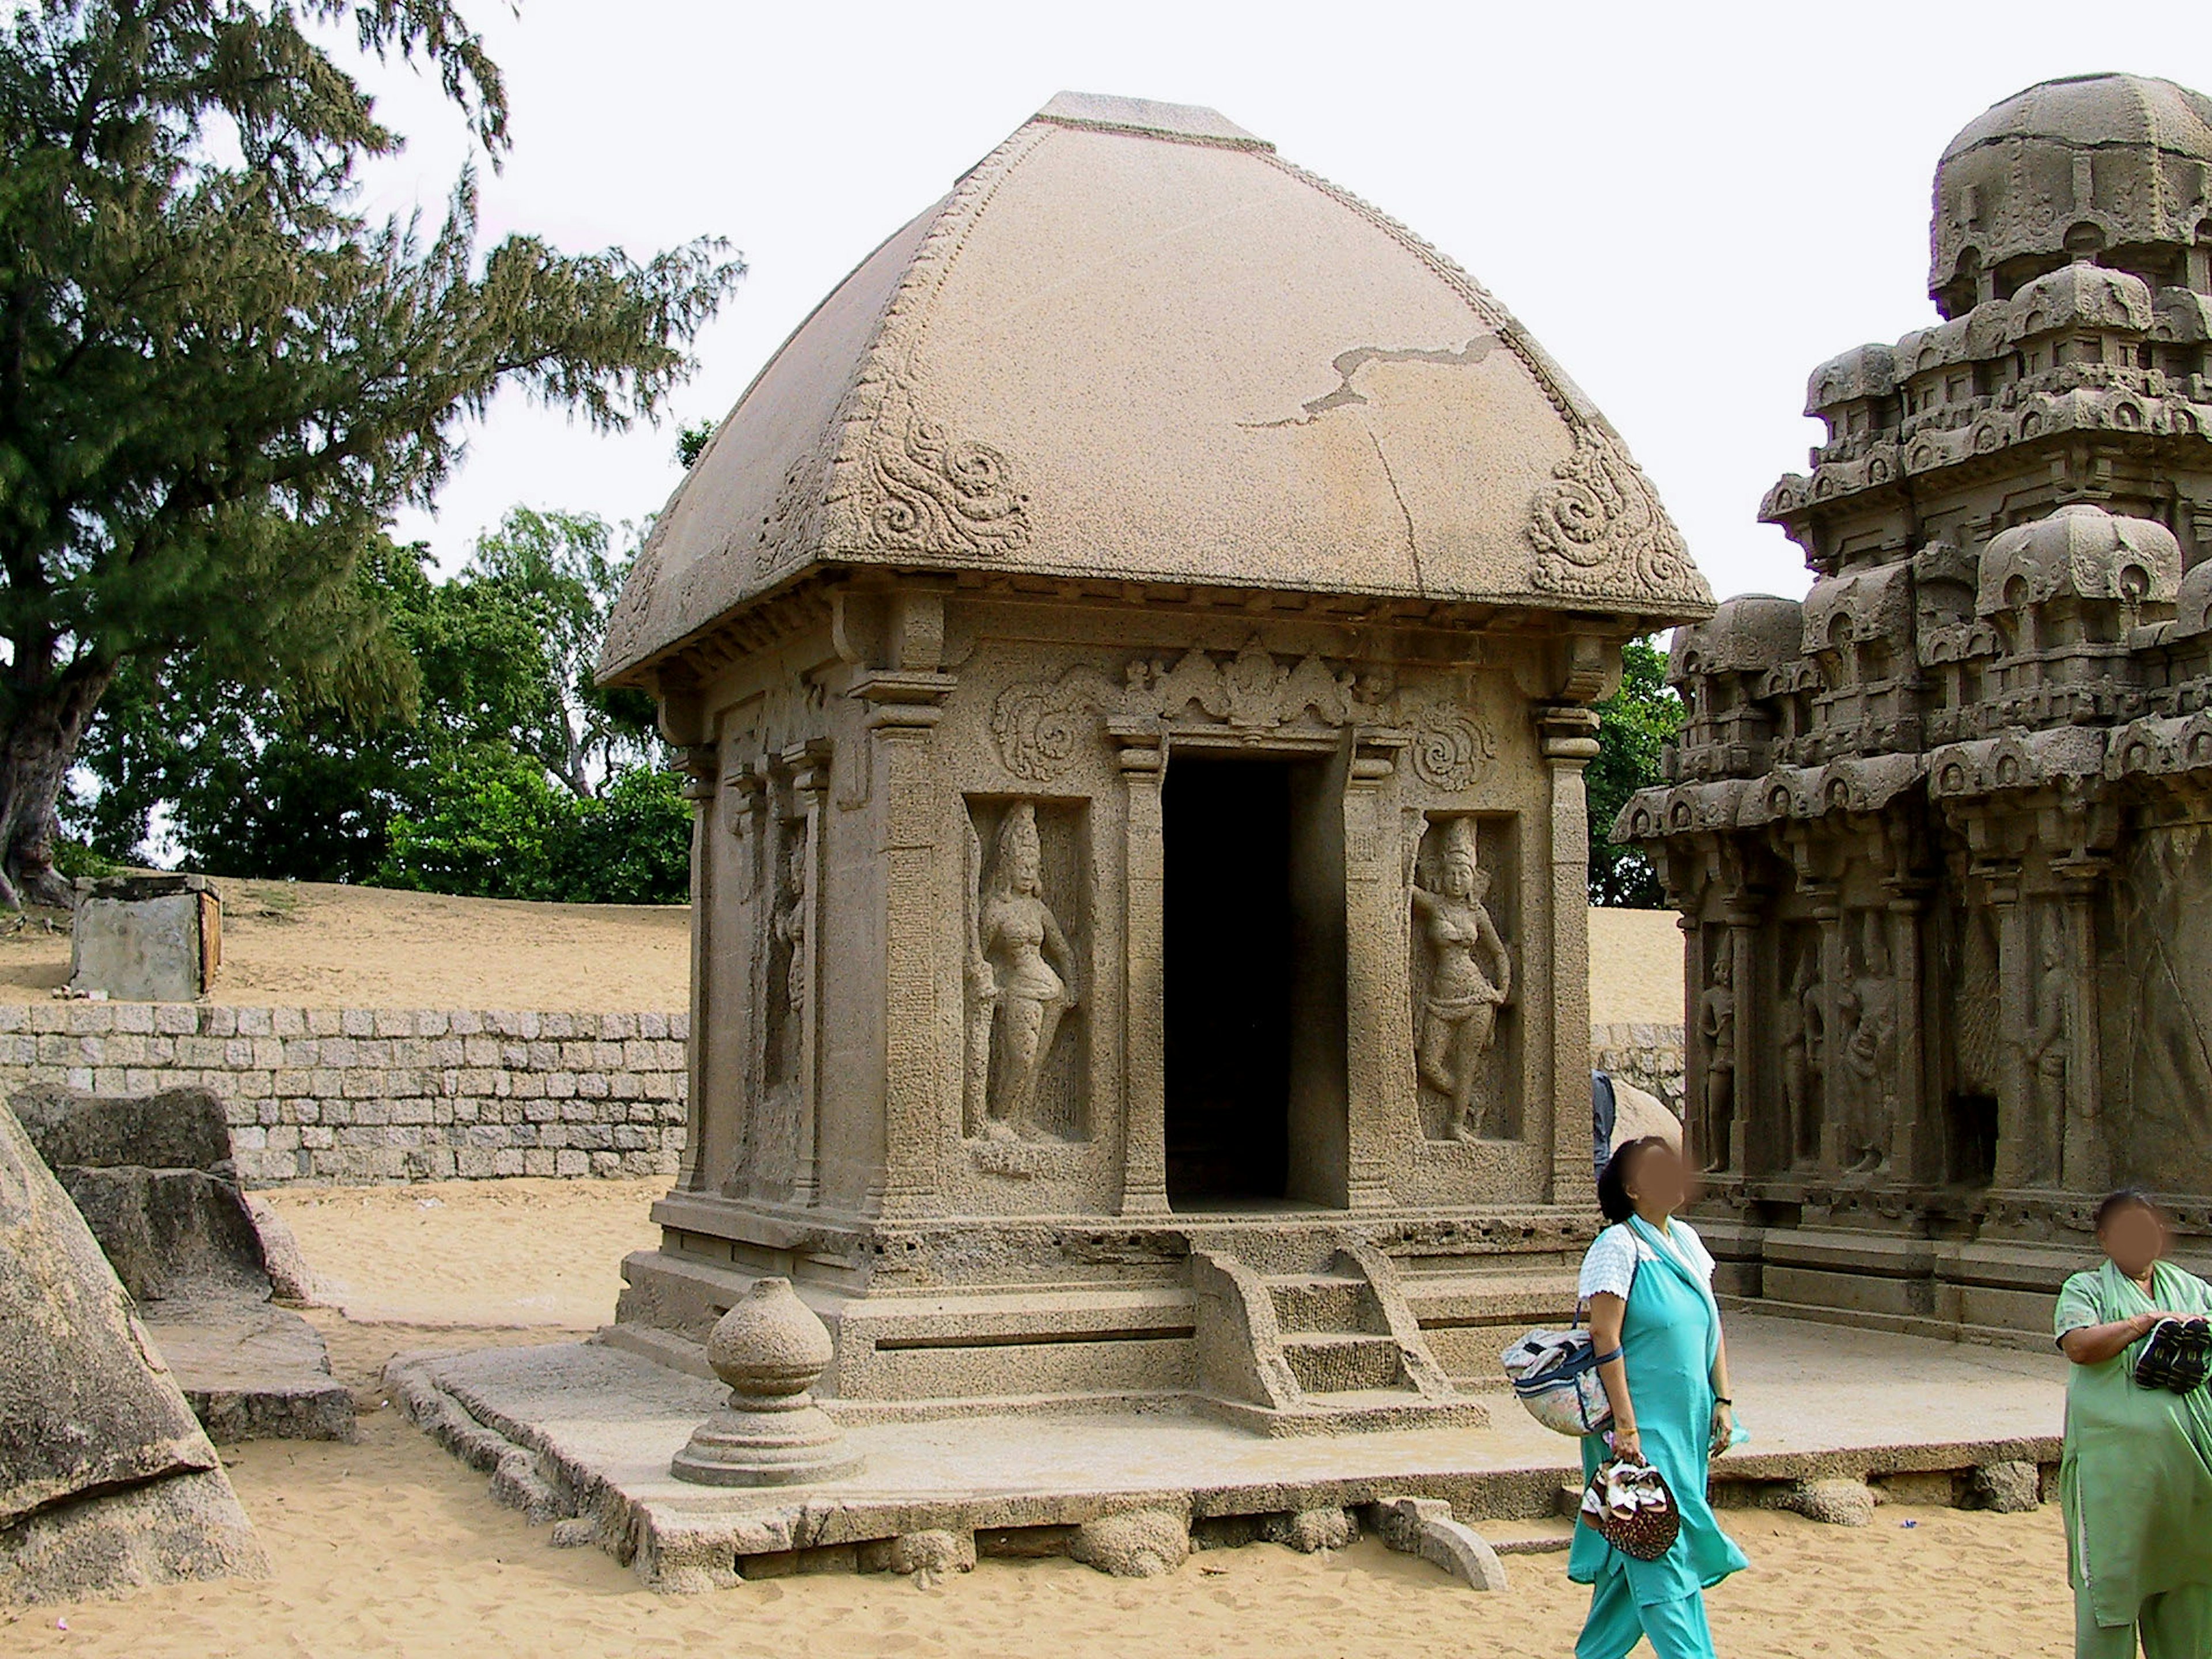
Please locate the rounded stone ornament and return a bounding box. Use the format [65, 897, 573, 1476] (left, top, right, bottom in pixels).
[669, 1277, 862, 1487]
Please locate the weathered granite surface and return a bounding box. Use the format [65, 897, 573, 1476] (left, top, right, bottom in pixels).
[15, 1084, 354, 1443]
[1619, 73, 2212, 1335]
[387, 1310, 2062, 1592]
[0, 1100, 266, 1601]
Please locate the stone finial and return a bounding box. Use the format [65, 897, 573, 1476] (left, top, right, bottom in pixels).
[669, 1277, 861, 1487]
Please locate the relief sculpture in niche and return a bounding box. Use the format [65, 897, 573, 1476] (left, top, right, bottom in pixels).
[1779, 938, 1823, 1169]
[768, 838, 807, 1088]
[1411, 817, 1512, 1140]
[964, 802, 1081, 1143]
[2025, 914, 2069, 1188]
[1834, 911, 1897, 1174]
[1695, 943, 1735, 1172]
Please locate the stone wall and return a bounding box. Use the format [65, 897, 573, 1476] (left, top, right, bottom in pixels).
[0, 1003, 688, 1185]
[1592, 1022, 1687, 1118]
[0, 1000, 1681, 1188]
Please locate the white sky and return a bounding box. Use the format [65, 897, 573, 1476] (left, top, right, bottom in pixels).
[368, 1, 2212, 605]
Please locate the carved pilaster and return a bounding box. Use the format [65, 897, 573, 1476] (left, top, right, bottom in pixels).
[1342, 728, 1410, 1209]
[785, 742, 831, 1206]
[2053, 858, 2108, 1193]
[854, 670, 956, 1218]
[1880, 878, 1930, 1184]
[676, 741, 722, 1194]
[1537, 704, 1600, 1206]
[1984, 862, 2034, 1189]
[1108, 717, 1170, 1216]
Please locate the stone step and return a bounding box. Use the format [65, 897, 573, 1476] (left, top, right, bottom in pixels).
[1279, 1331, 1403, 1393]
[1263, 1273, 1379, 1334]
[1478, 1517, 1578, 1556]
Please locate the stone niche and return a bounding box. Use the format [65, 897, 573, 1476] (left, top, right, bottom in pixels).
[595, 92, 1710, 1429]
[1620, 73, 2212, 1341]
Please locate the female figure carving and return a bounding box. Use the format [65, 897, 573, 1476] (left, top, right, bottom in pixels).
[972, 803, 1079, 1140]
[1412, 817, 1512, 1139]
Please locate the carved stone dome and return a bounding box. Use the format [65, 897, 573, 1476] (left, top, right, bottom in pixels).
[600, 92, 1711, 683]
[1932, 73, 2212, 318]
[1668, 594, 1804, 681]
[1976, 502, 2181, 614]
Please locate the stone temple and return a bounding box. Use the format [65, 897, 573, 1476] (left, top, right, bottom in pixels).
[1619, 73, 2212, 1338]
[597, 92, 1711, 1427]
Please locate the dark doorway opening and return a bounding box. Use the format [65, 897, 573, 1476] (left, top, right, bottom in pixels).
[1162, 753, 1346, 1210]
[1947, 1091, 1999, 1188]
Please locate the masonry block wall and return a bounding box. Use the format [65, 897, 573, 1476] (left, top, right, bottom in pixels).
[0, 1002, 689, 1184]
[0, 1000, 1681, 1187]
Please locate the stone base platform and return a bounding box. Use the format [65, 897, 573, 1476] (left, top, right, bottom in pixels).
[147, 1301, 357, 1443]
[387, 1313, 2066, 1592]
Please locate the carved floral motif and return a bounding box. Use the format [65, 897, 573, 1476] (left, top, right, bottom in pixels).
[991, 643, 1499, 790]
[1406, 702, 1497, 792]
[857, 382, 1032, 559]
[1527, 430, 1700, 603]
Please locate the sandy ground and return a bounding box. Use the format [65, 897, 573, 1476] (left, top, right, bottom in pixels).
[0, 881, 692, 1009]
[1586, 906, 1683, 1025]
[3, 1177, 2078, 1656]
[256, 1178, 664, 1328]
[0, 880, 1683, 1022]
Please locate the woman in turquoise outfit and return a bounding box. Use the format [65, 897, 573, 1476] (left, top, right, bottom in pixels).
[2054, 1188, 2212, 1658]
[1570, 1135, 1748, 1659]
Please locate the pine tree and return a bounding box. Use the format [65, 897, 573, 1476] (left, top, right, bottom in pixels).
[0, 1, 740, 906]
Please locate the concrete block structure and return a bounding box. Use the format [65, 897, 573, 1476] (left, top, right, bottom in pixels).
[597, 93, 1711, 1426]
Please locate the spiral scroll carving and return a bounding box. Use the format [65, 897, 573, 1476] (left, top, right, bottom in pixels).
[866, 402, 1032, 559]
[1407, 702, 1498, 792]
[1527, 430, 1701, 602]
[990, 668, 1123, 782]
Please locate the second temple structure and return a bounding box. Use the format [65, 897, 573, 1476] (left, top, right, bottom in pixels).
[595, 93, 1712, 1429]
[1619, 74, 2212, 1339]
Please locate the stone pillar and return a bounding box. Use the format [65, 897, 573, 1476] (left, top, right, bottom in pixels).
[676, 738, 722, 1194]
[1986, 863, 2032, 1190]
[1810, 888, 1847, 1173]
[1109, 718, 1170, 1216]
[2055, 863, 2107, 1192]
[855, 671, 956, 1219]
[786, 742, 831, 1207]
[1881, 880, 1929, 1183]
[1720, 895, 1759, 1176]
[1342, 730, 1410, 1209]
[1537, 706, 1600, 1207]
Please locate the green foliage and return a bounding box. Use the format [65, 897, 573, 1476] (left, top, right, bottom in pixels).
[375, 747, 689, 904]
[50, 836, 118, 881]
[1587, 636, 1683, 908]
[0, 0, 740, 904]
[69, 509, 686, 902]
[675, 421, 716, 469]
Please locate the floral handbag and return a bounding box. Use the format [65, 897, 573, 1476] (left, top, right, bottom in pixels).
[1579, 1454, 1680, 1562]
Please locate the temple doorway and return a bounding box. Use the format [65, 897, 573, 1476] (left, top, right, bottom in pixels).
[1162, 752, 1347, 1210]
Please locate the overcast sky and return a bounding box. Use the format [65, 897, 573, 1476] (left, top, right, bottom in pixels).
[366, 1, 2212, 605]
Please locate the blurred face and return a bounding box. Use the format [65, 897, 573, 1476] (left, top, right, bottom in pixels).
[2100, 1203, 2167, 1280]
[1626, 1141, 1689, 1217]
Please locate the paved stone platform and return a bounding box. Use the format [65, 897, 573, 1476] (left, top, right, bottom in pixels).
[387, 1313, 2065, 1592]
[147, 1301, 357, 1444]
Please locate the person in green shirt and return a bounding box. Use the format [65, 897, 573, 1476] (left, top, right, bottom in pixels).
[2055, 1188, 2212, 1658]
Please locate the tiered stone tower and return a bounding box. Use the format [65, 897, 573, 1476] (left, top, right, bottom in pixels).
[1620, 74, 2212, 1338]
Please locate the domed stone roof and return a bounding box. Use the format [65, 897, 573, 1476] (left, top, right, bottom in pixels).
[1931, 73, 2212, 315]
[1977, 502, 2180, 613]
[600, 92, 1711, 683]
